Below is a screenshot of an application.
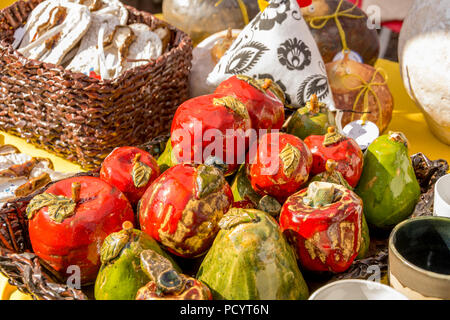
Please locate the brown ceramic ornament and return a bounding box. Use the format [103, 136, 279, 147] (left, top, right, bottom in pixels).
[301, 0, 380, 65]
[326, 57, 393, 133]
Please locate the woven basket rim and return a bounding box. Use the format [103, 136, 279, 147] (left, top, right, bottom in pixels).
[0, 0, 192, 85]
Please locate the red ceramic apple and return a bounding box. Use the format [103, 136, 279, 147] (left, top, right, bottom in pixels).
[138, 163, 233, 258]
[248, 132, 313, 203]
[100, 146, 160, 205]
[27, 176, 135, 284]
[304, 127, 364, 188]
[171, 94, 251, 175]
[215, 75, 285, 131]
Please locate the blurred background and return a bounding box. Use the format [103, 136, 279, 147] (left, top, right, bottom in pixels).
[123, 0, 162, 12]
[119, 0, 413, 62]
[0, 0, 412, 61]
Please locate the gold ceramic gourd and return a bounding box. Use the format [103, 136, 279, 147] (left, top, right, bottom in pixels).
[162, 0, 260, 44]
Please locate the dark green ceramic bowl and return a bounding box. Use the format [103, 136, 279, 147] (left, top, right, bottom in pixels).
[389, 217, 450, 300]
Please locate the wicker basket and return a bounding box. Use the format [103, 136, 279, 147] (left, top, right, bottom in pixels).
[0, 0, 192, 170]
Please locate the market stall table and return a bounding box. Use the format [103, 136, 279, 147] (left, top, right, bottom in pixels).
[1, 57, 448, 300]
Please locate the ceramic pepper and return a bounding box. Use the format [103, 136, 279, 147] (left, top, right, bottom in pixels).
[280, 181, 363, 273]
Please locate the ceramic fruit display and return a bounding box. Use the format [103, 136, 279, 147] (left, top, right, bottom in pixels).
[215, 75, 285, 131]
[304, 126, 363, 188]
[197, 208, 309, 300]
[286, 94, 333, 139]
[280, 181, 363, 273]
[138, 164, 233, 258]
[162, 0, 260, 44]
[136, 250, 212, 300]
[27, 176, 135, 284]
[301, 0, 380, 65]
[100, 146, 160, 205]
[326, 56, 394, 133]
[94, 221, 179, 300]
[398, 0, 450, 145]
[248, 132, 313, 203]
[170, 94, 251, 175]
[355, 132, 421, 229]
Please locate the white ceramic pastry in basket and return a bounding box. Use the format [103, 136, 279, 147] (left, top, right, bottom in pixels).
[17, 0, 91, 65]
[67, 12, 120, 77]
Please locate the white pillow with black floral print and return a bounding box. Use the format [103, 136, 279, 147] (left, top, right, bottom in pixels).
[207, 0, 334, 109]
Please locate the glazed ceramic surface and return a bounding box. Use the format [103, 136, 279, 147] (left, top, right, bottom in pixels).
[399, 0, 450, 145]
[355, 134, 420, 229]
[389, 217, 450, 300]
[309, 279, 408, 300]
[197, 208, 309, 300]
[434, 174, 450, 218]
[94, 227, 179, 300]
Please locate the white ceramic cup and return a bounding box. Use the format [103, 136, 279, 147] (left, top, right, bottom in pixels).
[308, 279, 408, 300]
[434, 174, 450, 218]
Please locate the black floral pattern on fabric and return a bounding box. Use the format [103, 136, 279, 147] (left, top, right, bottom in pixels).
[277, 38, 312, 71]
[225, 41, 269, 75]
[207, 0, 334, 109]
[251, 0, 291, 31]
[297, 74, 330, 106]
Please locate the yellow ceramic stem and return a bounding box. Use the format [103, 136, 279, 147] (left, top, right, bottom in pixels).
[215, 0, 249, 25]
[342, 68, 388, 127]
[306, 0, 364, 53]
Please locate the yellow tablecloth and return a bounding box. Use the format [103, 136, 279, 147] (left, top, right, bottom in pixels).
[0, 0, 16, 8]
[378, 59, 450, 162]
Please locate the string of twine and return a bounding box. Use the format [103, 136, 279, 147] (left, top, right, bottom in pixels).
[306, 0, 364, 53]
[305, 0, 388, 127]
[342, 67, 388, 126]
[215, 0, 249, 25]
